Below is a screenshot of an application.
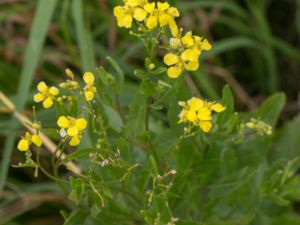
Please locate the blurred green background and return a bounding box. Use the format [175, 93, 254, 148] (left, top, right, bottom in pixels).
[0, 0, 299, 224]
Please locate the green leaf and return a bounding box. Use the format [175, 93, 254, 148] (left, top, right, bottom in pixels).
[272, 116, 300, 160]
[150, 67, 167, 75]
[125, 93, 147, 139]
[103, 103, 123, 132]
[96, 67, 116, 86]
[63, 209, 89, 225]
[140, 80, 156, 97]
[255, 92, 286, 126]
[0, 0, 58, 192]
[68, 177, 85, 205]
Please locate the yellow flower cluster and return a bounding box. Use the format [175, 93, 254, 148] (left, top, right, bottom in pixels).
[164, 31, 212, 78]
[114, 1, 212, 79]
[114, 0, 179, 36]
[20, 71, 94, 152]
[57, 116, 87, 146]
[33, 82, 59, 108]
[178, 97, 225, 133]
[33, 71, 97, 109]
[17, 132, 42, 151]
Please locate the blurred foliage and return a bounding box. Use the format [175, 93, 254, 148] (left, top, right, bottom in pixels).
[0, 0, 300, 224]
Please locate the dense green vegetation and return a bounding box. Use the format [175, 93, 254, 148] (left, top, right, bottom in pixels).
[0, 0, 300, 224]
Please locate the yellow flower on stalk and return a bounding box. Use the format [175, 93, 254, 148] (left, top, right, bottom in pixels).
[164, 48, 200, 78]
[164, 31, 212, 78]
[178, 97, 225, 133]
[33, 82, 59, 108]
[17, 132, 42, 151]
[114, 1, 148, 28]
[143, 1, 179, 36]
[57, 116, 87, 146]
[83, 72, 96, 101]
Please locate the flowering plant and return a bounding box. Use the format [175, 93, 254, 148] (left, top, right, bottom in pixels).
[12, 1, 300, 225]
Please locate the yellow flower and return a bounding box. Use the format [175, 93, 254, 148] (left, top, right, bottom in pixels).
[163, 49, 200, 78]
[17, 132, 42, 151]
[143, 2, 179, 36]
[83, 72, 97, 101]
[163, 53, 182, 78]
[181, 31, 194, 48]
[114, 1, 147, 28]
[164, 31, 212, 78]
[193, 35, 212, 51]
[33, 82, 59, 108]
[57, 116, 87, 146]
[178, 97, 225, 133]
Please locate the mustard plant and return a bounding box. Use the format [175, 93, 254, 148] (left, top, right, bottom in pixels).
[14, 1, 300, 225]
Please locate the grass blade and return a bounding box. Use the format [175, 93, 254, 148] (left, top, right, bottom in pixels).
[72, 0, 96, 71]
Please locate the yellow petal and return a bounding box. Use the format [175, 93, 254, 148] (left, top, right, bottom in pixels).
[133, 7, 147, 21]
[146, 15, 158, 29]
[169, 20, 178, 37]
[75, 118, 87, 131]
[184, 61, 199, 71]
[85, 91, 94, 101]
[157, 2, 169, 11]
[199, 121, 212, 133]
[37, 81, 48, 93]
[125, 0, 139, 7]
[186, 110, 197, 122]
[69, 135, 80, 146]
[164, 53, 180, 66]
[31, 135, 42, 147]
[167, 66, 182, 78]
[158, 13, 172, 27]
[83, 72, 95, 85]
[17, 139, 29, 151]
[202, 39, 212, 51]
[188, 97, 204, 111]
[67, 126, 78, 137]
[43, 97, 53, 108]
[57, 116, 70, 128]
[181, 33, 194, 47]
[211, 103, 225, 112]
[49, 87, 59, 95]
[119, 14, 133, 28]
[167, 7, 180, 17]
[33, 93, 45, 102]
[178, 109, 187, 123]
[198, 108, 212, 121]
[144, 2, 155, 13]
[181, 49, 200, 62]
[114, 6, 124, 17]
